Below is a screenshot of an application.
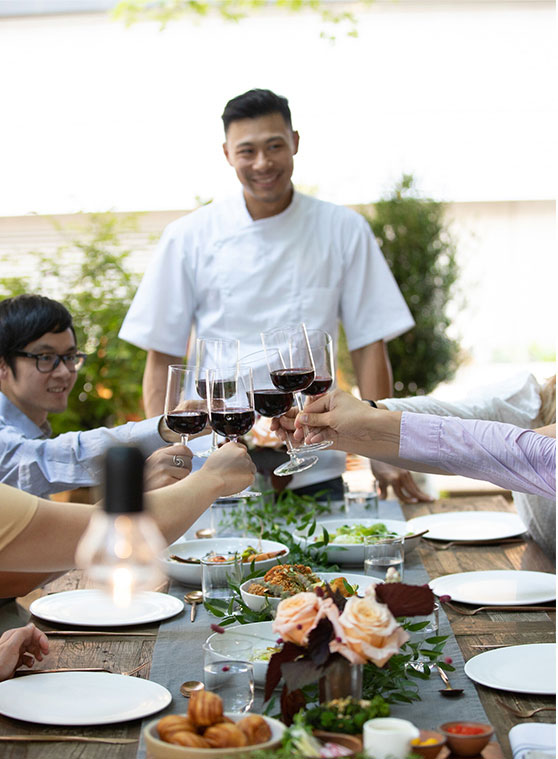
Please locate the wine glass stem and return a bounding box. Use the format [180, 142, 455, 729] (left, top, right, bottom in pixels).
[180, 434, 189, 446]
[294, 392, 311, 440]
[211, 431, 219, 452]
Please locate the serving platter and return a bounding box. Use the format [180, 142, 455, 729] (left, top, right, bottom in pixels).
[292, 518, 421, 565]
[430, 570, 556, 606]
[29, 590, 183, 627]
[0, 672, 171, 725]
[144, 712, 285, 758]
[161, 537, 289, 586]
[406, 511, 526, 543]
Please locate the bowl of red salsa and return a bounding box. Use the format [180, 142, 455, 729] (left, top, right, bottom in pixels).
[439, 722, 494, 756]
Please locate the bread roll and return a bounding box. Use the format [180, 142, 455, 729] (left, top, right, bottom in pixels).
[168, 731, 210, 747]
[188, 690, 224, 727]
[157, 715, 196, 742]
[237, 714, 272, 745]
[204, 722, 248, 748]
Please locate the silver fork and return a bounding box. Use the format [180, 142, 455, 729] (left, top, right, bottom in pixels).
[15, 660, 149, 677]
[496, 699, 556, 719]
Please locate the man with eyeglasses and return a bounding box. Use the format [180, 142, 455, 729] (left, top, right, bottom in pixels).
[0, 294, 193, 499]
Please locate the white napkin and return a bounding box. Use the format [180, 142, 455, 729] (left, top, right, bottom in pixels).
[509, 723, 556, 759]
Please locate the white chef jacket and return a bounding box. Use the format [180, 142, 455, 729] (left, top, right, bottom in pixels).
[120, 190, 414, 488]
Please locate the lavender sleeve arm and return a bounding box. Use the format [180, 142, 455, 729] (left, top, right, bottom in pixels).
[399, 412, 556, 499]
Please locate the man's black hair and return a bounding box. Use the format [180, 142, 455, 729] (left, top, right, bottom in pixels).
[0, 294, 75, 375]
[221, 89, 293, 133]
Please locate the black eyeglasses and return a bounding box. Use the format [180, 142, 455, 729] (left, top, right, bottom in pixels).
[13, 351, 87, 373]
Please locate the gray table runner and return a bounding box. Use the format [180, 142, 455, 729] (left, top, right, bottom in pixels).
[136, 500, 488, 758]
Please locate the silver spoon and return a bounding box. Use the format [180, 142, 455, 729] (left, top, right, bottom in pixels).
[184, 590, 203, 622]
[437, 665, 464, 697]
[180, 680, 205, 698]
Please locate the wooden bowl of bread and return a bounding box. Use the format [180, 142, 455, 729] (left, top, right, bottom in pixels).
[144, 690, 285, 758]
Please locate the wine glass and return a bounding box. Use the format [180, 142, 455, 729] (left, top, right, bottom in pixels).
[195, 337, 240, 457]
[298, 329, 334, 451]
[260, 324, 319, 477]
[208, 363, 262, 499]
[164, 365, 210, 446]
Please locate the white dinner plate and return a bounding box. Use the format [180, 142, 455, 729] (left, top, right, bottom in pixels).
[406, 511, 526, 542]
[240, 570, 373, 611]
[430, 570, 556, 606]
[292, 518, 421, 564]
[0, 672, 171, 725]
[30, 590, 183, 627]
[161, 537, 289, 586]
[465, 644, 556, 694]
[204, 621, 277, 688]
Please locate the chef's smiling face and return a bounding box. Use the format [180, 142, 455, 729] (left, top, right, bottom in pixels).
[0, 328, 78, 427]
[223, 112, 300, 220]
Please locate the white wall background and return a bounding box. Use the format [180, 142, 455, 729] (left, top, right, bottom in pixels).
[0, 2, 555, 366]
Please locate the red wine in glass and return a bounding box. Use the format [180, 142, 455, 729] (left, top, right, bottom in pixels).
[165, 410, 208, 436]
[209, 408, 255, 438]
[270, 368, 314, 393]
[302, 376, 333, 396]
[253, 389, 293, 417]
[195, 378, 236, 401]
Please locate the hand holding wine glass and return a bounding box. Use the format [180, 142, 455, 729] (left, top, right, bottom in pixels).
[298, 329, 334, 451]
[260, 324, 320, 476]
[207, 364, 261, 498]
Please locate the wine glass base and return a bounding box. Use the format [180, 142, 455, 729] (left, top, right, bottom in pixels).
[196, 449, 214, 458]
[273, 455, 319, 477]
[298, 440, 334, 452]
[215, 490, 263, 500]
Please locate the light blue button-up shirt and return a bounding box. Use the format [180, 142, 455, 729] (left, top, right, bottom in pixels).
[0, 393, 165, 498]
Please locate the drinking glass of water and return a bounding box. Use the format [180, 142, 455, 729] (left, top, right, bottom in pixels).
[202, 641, 254, 713]
[407, 602, 440, 671]
[363, 536, 405, 582]
[201, 554, 241, 607]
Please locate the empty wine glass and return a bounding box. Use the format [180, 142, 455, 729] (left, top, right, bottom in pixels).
[260, 324, 319, 477]
[164, 365, 210, 446]
[195, 337, 240, 458]
[208, 363, 262, 498]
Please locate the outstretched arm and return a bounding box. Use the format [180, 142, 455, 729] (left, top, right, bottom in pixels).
[0, 442, 255, 574]
[294, 390, 556, 498]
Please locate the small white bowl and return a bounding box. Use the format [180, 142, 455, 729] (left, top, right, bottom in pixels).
[161, 538, 289, 586]
[144, 712, 285, 758]
[240, 571, 376, 612]
[292, 518, 421, 565]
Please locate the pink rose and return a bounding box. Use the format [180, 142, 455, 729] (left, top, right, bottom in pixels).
[330, 595, 409, 667]
[272, 592, 322, 646]
[273, 593, 341, 647]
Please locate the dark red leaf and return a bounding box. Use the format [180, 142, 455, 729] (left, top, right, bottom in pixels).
[307, 618, 333, 667]
[282, 657, 323, 691]
[280, 685, 306, 726]
[374, 582, 435, 617]
[263, 641, 303, 702]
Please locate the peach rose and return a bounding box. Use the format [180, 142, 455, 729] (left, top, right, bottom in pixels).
[330, 595, 409, 667]
[273, 593, 337, 647]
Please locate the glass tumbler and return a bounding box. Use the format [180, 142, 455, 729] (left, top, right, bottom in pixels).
[363, 536, 405, 583]
[201, 555, 241, 608]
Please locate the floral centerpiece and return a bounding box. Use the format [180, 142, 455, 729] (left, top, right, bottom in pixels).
[264, 581, 438, 722]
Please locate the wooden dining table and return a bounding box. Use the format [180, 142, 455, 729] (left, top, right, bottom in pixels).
[0, 492, 554, 758]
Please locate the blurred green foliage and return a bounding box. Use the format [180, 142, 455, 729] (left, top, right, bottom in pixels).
[0, 213, 146, 435]
[338, 175, 462, 397]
